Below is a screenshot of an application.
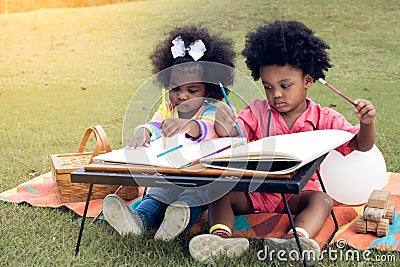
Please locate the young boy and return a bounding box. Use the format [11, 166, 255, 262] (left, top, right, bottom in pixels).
[189, 20, 376, 264]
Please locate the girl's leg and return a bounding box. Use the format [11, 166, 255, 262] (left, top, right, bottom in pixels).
[135, 193, 169, 230]
[102, 194, 147, 236]
[154, 189, 207, 241]
[285, 191, 333, 238]
[179, 189, 208, 228]
[187, 205, 207, 228]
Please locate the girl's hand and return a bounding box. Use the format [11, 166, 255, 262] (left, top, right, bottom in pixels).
[354, 99, 376, 125]
[161, 118, 185, 137]
[215, 103, 239, 137]
[125, 128, 151, 149]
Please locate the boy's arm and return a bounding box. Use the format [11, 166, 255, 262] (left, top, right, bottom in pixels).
[348, 99, 376, 151]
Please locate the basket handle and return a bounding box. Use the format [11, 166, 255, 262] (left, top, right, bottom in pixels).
[78, 126, 110, 163]
[93, 125, 112, 153]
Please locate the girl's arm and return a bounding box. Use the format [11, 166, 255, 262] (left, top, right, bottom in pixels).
[126, 105, 164, 149]
[162, 103, 217, 140]
[126, 127, 151, 149]
[161, 118, 200, 138]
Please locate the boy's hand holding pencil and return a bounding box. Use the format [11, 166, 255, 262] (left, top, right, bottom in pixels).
[218, 82, 245, 138]
[215, 103, 242, 137]
[353, 99, 376, 125]
[215, 82, 246, 139]
[318, 78, 376, 126]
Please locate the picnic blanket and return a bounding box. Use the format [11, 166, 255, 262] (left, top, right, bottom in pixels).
[0, 172, 144, 218]
[189, 205, 359, 250]
[1, 171, 399, 251]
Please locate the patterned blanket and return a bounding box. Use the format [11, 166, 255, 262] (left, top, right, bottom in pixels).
[1, 172, 399, 251]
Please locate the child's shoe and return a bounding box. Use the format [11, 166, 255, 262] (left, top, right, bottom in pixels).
[264, 237, 320, 265]
[102, 194, 144, 236]
[154, 201, 190, 241]
[189, 234, 249, 263]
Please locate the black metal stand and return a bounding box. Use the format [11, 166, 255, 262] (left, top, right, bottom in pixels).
[282, 193, 309, 267]
[75, 183, 93, 256]
[72, 155, 331, 260]
[316, 169, 339, 252]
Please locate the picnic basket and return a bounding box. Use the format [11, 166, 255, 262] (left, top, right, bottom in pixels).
[50, 125, 140, 204]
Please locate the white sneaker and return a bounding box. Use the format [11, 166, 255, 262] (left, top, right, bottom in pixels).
[264, 237, 321, 265]
[154, 201, 190, 241]
[189, 234, 249, 263]
[102, 194, 144, 236]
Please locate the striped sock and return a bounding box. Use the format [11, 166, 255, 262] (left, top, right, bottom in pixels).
[287, 227, 310, 239]
[209, 223, 232, 237]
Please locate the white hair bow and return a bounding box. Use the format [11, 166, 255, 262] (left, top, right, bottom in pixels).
[171, 36, 207, 61]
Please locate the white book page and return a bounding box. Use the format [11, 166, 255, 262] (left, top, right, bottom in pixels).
[201, 130, 354, 173]
[94, 134, 246, 168]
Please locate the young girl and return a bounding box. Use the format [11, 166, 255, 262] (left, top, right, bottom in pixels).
[189, 20, 376, 263]
[102, 25, 236, 241]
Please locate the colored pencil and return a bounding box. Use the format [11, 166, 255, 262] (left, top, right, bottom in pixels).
[183, 144, 233, 167]
[318, 78, 357, 107]
[161, 88, 167, 146]
[157, 144, 183, 158]
[161, 88, 167, 120]
[219, 82, 245, 138]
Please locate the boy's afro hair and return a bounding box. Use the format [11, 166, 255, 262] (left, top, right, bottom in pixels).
[242, 20, 332, 81]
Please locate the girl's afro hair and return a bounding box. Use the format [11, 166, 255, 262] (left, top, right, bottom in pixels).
[149, 25, 236, 100]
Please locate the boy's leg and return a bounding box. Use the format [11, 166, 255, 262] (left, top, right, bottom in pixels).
[285, 191, 333, 238]
[189, 234, 249, 264]
[264, 237, 321, 265]
[264, 191, 333, 264]
[208, 191, 254, 234]
[189, 192, 253, 263]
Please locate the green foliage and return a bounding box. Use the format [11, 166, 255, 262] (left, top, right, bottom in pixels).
[0, 0, 399, 266]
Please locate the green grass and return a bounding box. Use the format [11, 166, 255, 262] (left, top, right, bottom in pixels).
[0, 0, 399, 266]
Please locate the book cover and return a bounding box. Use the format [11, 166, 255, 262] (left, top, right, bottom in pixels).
[200, 130, 355, 174]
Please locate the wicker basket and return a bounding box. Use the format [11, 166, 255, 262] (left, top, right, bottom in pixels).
[50, 125, 139, 204]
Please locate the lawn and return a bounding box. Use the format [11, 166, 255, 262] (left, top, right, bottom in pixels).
[0, 0, 399, 266]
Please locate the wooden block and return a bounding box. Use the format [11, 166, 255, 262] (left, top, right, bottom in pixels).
[368, 190, 390, 209]
[377, 219, 389, 237]
[356, 216, 367, 234]
[364, 206, 386, 221]
[367, 220, 379, 232]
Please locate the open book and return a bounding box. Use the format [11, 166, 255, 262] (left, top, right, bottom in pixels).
[200, 130, 355, 174]
[93, 134, 246, 169]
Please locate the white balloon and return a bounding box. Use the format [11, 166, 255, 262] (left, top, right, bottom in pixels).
[319, 145, 387, 205]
